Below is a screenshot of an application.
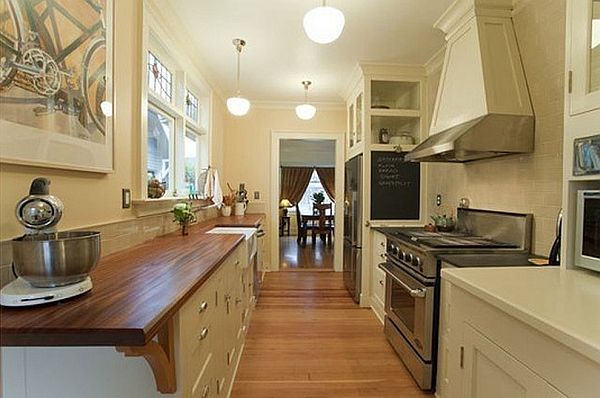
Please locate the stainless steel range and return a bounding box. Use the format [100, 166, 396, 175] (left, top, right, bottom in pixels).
[378, 208, 532, 390]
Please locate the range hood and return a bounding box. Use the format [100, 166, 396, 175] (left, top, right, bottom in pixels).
[406, 0, 534, 163]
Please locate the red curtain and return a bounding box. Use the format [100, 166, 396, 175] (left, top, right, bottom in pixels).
[316, 167, 335, 201]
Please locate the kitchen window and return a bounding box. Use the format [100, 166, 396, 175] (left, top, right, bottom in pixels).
[141, 29, 210, 200]
[147, 52, 172, 102]
[146, 106, 174, 192]
[184, 130, 199, 193]
[185, 90, 199, 122]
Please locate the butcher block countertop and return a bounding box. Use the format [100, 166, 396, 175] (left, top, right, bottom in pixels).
[0, 214, 265, 347]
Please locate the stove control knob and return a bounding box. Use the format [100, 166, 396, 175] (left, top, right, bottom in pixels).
[392, 246, 399, 255]
[399, 250, 406, 260]
[405, 253, 414, 263]
[414, 256, 422, 267]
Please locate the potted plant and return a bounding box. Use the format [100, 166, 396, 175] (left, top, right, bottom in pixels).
[172, 202, 197, 235]
[312, 191, 325, 204]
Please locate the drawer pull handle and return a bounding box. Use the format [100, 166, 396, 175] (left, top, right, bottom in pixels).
[198, 301, 208, 313]
[235, 260, 240, 266]
[235, 297, 242, 305]
[198, 327, 209, 341]
[380, 242, 385, 247]
[201, 384, 210, 398]
[380, 253, 386, 259]
[379, 280, 384, 286]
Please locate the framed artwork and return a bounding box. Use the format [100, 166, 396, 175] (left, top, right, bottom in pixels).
[0, 0, 113, 173]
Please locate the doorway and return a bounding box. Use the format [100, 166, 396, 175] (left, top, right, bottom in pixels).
[270, 131, 344, 272]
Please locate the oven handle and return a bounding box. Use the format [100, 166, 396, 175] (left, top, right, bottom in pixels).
[378, 263, 426, 298]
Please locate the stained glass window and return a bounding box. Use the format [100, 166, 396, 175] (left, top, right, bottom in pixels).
[185, 90, 199, 121]
[147, 52, 172, 102]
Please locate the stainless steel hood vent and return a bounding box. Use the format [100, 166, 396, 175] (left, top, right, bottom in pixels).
[406, 0, 534, 163]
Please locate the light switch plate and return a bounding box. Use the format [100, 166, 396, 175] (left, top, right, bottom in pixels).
[254, 191, 260, 200]
[436, 194, 442, 207]
[122, 188, 131, 208]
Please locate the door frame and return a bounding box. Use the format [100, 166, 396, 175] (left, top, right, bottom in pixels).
[270, 130, 345, 272]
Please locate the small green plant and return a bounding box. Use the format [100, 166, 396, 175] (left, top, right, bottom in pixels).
[173, 202, 197, 225]
[312, 191, 325, 204]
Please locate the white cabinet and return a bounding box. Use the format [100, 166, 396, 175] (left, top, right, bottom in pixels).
[461, 325, 567, 398]
[568, 0, 600, 114]
[370, 230, 386, 323]
[438, 276, 600, 398]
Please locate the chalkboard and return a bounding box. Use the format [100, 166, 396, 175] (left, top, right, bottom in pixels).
[371, 151, 420, 220]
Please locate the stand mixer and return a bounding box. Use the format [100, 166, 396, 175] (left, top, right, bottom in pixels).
[1, 178, 101, 307]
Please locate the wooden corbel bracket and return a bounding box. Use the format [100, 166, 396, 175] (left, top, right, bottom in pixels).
[116, 318, 177, 394]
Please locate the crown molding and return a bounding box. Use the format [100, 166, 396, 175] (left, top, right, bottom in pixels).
[424, 46, 446, 76]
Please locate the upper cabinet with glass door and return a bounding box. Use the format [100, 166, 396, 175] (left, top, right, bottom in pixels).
[569, 0, 600, 115]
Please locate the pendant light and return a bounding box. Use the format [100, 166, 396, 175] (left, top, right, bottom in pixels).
[227, 38, 251, 116]
[295, 81, 317, 120]
[303, 0, 345, 44]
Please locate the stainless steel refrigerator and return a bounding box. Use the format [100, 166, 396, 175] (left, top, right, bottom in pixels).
[343, 154, 362, 303]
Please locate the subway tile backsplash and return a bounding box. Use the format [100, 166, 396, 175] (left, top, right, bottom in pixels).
[0, 207, 218, 288]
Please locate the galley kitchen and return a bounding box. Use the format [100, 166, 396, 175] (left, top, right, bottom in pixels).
[0, 1, 599, 398]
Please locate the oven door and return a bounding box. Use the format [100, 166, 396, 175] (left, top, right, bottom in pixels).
[380, 261, 434, 361]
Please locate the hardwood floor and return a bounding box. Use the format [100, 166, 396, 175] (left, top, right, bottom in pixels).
[279, 235, 334, 271]
[231, 272, 433, 398]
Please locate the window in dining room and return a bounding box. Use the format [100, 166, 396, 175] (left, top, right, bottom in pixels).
[297, 170, 334, 214]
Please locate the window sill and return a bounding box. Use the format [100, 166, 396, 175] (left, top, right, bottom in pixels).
[132, 197, 215, 217]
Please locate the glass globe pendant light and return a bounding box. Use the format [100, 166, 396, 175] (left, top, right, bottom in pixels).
[295, 81, 317, 120]
[303, 0, 345, 44]
[227, 39, 251, 116]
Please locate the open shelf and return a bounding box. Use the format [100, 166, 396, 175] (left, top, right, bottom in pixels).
[371, 115, 421, 146]
[370, 144, 417, 153]
[370, 109, 420, 118]
[371, 80, 420, 111]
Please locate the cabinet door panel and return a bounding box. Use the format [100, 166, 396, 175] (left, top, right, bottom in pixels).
[570, 0, 600, 114]
[462, 324, 551, 398]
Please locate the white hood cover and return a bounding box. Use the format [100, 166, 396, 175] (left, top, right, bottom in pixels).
[406, 0, 534, 162]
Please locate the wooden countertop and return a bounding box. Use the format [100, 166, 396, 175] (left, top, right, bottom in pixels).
[213, 214, 264, 228]
[0, 214, 265, 347]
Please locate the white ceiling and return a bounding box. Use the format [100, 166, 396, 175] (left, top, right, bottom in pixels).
[166, 0, 452, 103]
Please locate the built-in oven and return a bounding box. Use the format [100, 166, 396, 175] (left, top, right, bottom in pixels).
[379, 257, 436, 390]
[575, 190, 600, 272]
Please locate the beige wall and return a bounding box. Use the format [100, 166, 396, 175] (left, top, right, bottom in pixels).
[223, 107, 346, 267]
[426, 0, 565, 256]
[0, 1, 142, 240]
[0, 1, 227, 241]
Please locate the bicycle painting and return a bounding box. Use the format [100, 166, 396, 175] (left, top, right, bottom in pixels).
[0, 0, 113, 172]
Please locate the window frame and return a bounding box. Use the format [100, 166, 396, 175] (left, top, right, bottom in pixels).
[146, 103, 177, 195]
[139, 10, 212, 200]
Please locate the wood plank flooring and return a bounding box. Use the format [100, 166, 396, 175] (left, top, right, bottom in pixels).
[279, 236, 334, 271]
[231, 272, 433, 398]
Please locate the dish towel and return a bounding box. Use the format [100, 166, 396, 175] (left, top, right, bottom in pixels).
[204, 168, 223, 208]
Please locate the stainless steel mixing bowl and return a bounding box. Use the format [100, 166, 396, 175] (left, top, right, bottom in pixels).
[12, 231, 101, 287]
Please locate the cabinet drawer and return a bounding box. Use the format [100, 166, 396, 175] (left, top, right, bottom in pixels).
[180, 274, 219, 328]
[191, 354, 215, 398]
[372, 267, 386, 301]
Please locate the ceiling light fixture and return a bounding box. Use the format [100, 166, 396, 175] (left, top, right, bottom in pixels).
[295, 81, 317, 120]
[227, 38, 251, 116]
[303, 0, 345, 44]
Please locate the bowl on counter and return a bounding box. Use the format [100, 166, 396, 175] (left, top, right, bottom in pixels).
[12, 231, 101, 287]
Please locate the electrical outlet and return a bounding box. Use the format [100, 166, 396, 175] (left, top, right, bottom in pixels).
[122, 188, 131, 208]
[436, 194, 442, 207]
[254, 191, 260, 200]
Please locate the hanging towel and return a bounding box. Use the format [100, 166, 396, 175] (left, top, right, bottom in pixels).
[204, 168, 223, 208]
